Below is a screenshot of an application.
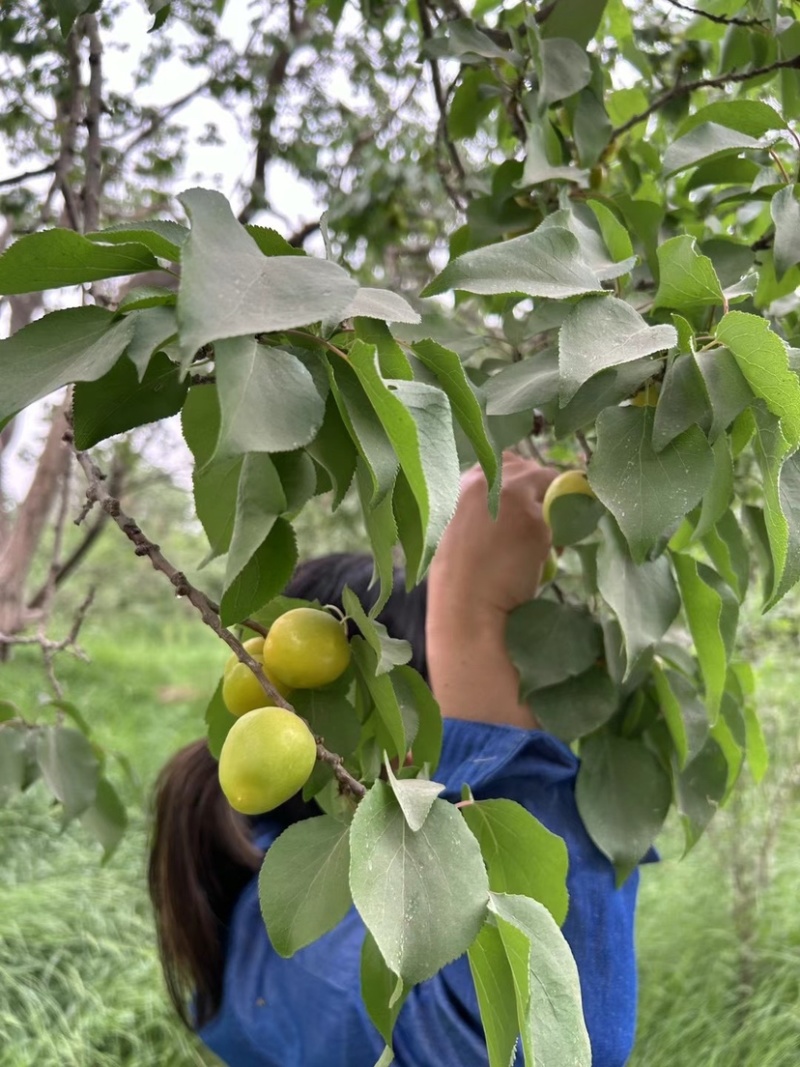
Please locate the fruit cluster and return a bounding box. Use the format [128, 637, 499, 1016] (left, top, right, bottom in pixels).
[218, 608, 351, 816]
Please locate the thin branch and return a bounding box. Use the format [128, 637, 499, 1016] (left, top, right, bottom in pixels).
[66, 429, 366, 801]
[663, 0, 768, 27]
[288, 219, 321, 247]
[418, 0, 469, 211]
[610, 55, 800, 142]
[82, 14, 104, 233]
[0, 163, 57, 190]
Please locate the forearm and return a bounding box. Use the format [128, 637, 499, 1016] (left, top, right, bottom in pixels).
[425, 585, 537, 730]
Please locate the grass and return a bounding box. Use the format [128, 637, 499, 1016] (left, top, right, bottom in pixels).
[0, 607, 223, 1067]
[1, 604, 799, 1065]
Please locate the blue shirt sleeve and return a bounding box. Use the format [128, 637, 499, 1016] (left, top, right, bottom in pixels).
[199, 718, 641, 1067]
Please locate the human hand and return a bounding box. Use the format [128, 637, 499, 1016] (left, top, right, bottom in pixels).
[425, 454, 560, 728]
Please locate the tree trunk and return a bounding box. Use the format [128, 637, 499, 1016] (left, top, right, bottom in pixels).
[0, 399, 71, 645]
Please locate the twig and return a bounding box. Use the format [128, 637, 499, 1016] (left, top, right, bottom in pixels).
[576, 430, 593, 463]
[288, 220, 321, 247]
[610, 55, 800, 142]
[663, 0, 767, 27]
[418, 0, 469, 211]
[0, 163, 57, 190]
[65, 429, 366, 800]
[82, 14, 104, 233]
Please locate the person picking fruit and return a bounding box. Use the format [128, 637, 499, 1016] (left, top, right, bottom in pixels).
[149, 455, 645, 1067]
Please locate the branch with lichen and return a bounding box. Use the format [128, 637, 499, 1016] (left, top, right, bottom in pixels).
[64, 425, 366, 801]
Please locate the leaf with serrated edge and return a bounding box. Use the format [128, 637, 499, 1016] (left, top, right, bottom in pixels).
[467, 923, 520, 1067]
[0, 230, 159, 294]
[653, 235, 724, 312]
[345, 288, 421, 324]
[384, 758, 443, 832]
[672, 552, 728, 722]
[716, 311, 800, 446]
[589, 406, 714, 562]
[349, 781, 488, 985]
[558, 295, 676, 404]
[422, 227, 604, 300]
[596, 516, 680, 677]
[259, 815, 352, 957]
[0, 308, 135, 423]
[342, 587, 411, 675]
[177, 188, 357, 364]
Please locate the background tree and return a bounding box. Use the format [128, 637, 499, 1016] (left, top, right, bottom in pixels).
[3, 0, 800, 1063]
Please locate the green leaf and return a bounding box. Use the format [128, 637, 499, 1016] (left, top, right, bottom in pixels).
[771, 185, 800, 280]
[412, 339, 501, 516]
[384, 759, 443, 832]
[539, 0, 607, 45]
[676, 100, 786, 139]
[342, 587, 411, 675]
[539, 37, 592, 104]
[596, 516, 680, 676]
[701, 509, 749, 602]
[219, 518, 297, 625]
[652, 353, 712, 452]
[653, 236, 724, 312]
[663, 122, 761, 176]
[273, 450, 317, 514]
[0, 230, 159, 294]
[204, 679, 235, 760]
[72, 351, 188, 449]
[590, 406, 714, 562]
[467, 923, 520, 1067]
[751, 407, 800, 606]
[0, 307, 135, 423]
[327, 357, 398, 504]
[79, 777, 128, 862]
[575, 733, 671, 882]
[489, 892, 591, 1067]
[527, 666, 619, 742]
[36, 726, 100, 823]
[351, 638, 407, 760]
[0, 727, 27, 804]
[245, 225, 306, 257]
[361, 932, 409, 1058]
[349, 781, 489, 985]
[194, 456, 242, 561]
[558, 295, 675, 404]
[586, 199, 634, 263]
[422, 228, 604, 300]
[693, 435, 734, 539]
[259, 815, 352, 956]
[672, 553, 730, 721]
[223, 452, 286, 593]
[307, 395, 358, 508]
[693, 347, 752, 442]
[461, 799, 569, 924]
[652, 663, 708, 769]
[292, 687, 362, 770]
[56, 0, 96, 36]
[506, 599, 602, 693]
[355, 319, 413, 380]
[674, 738, 728, 853]
[716, 311, 800, 446]
[484, 348, 560, 416]
[212, 338, 326, 462]
[573, 90, 612, 167]
[354, 460, 396, 613]
[391, 666, 443, 773]
[87, 220, 187, 261]
[538, 207, 636, 281]
[349, 342, 459, 581]
[124, 306, 178, 378]
[546, 490, 605, 547]
[345, 288, 421, 325]
[743, 701, 769, 783]
[176, 188, 357, 363]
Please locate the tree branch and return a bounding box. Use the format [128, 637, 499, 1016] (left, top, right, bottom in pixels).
[66, 429, 366, 801]
[0, 163, 57, 190]
[54, 28, 84, 232]
[82, 14, 104, 233]
[663, 0, 767, 27]
[418, 0, 469, 212]
[610, 55, 800, 142]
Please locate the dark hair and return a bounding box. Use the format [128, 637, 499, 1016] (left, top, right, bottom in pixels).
[148, 553, 427, 1028]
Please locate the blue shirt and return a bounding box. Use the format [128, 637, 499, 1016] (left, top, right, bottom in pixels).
[200, 719, 641, 1066]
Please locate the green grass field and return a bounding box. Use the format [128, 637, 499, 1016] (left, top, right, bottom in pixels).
[1, 607, 799, 1066]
